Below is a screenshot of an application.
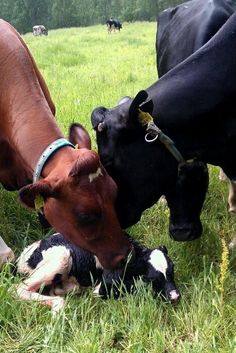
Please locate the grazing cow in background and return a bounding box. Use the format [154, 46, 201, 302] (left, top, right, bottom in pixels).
[156, 0, 235, 212]
[156, 0, 234, 77]
[91, 12, 236, 242]
[33, 25, 48, 36]
[106, 18, 122, 33]
[15, 232, 180, 312]
[0, 19, 131, 270]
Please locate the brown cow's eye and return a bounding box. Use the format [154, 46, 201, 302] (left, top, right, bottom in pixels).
[77, 212, 101, 226]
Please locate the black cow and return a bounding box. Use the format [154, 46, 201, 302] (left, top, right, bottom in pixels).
[156, 0, 236, 214]
[106, 18, 122, 33]
[157, 0, 234, 77]
[91, 12, 236, 241]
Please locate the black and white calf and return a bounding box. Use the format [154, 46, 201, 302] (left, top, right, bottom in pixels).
[16, 233, 180, 312]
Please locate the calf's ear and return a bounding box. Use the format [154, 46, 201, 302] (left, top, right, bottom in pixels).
[129, 90, 153, 125]
[18, 180, 56, 209]
[158, 245, 168, 255]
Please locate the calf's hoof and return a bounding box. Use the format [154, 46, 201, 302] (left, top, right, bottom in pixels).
[48, 297, 65, 313]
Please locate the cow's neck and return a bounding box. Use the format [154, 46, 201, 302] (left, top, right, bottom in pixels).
[10, 107, 62, 169]
[145, 12, 236, 169]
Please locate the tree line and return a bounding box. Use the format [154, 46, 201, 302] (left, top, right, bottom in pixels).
[0, 0, 190, 34]
[1, 0, 236, 34]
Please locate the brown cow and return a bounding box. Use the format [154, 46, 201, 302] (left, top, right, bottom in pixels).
[0, 20, 131, 270]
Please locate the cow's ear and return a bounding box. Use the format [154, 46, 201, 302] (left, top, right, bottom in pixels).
[129, 90, 153, 125]
[69, 123, 92, 149]
[91, 107, 107, 132]
[18, 180, 56, 209]
[139, 98, 154, 115]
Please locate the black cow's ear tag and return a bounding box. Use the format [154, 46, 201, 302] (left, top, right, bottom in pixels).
[34, 194, 44, 209]
[138, 109, 153, 126]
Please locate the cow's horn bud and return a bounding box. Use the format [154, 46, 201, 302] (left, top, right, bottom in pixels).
[97, 122, 105, 132]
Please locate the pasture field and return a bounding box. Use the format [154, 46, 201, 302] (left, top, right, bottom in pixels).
[0, 22, 236, 353]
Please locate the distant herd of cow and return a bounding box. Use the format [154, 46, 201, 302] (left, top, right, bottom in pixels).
[32, 18, 122, 36]
[0, 0, 236, 311]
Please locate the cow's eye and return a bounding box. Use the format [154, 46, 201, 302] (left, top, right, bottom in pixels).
[77, 212, 101, 226]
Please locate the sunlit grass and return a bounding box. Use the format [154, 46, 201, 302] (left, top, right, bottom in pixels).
[0, 22, 236, 352]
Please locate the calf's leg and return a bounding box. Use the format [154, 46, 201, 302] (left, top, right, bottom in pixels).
[16, 256, 71, 312]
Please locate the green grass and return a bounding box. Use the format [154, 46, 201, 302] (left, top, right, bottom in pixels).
[0, 22, 236, 352]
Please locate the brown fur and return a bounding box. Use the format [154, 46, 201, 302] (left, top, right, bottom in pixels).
[0, 20, 130, 270]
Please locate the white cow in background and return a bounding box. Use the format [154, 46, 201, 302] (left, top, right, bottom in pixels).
[33, 25, 48, 36]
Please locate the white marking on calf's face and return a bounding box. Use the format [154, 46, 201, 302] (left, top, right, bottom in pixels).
[89, 167, 103, 182]
[148, 249, 168, 278]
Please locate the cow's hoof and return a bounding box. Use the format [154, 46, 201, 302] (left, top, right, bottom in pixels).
[0, 248, 15, 269]
[228, 206, 236, 213]
[229, 235, 236, 250]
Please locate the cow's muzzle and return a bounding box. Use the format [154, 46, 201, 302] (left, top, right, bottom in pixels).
[169, 221, 202, 241]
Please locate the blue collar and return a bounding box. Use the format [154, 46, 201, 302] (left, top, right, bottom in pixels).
[33, 138, 75, 183]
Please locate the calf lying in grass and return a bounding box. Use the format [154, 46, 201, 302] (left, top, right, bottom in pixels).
[16, 233, 180, 312]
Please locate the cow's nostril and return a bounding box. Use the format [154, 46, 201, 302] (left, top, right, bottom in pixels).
[113, 254, 126, 268]
[168, 290, 181, 304]
[170, 223, 202, 241]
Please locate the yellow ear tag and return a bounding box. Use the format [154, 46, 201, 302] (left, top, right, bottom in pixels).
[138, 109, 153, 126]
[34, 194, 44, 209]
[75, 144, 79, 149]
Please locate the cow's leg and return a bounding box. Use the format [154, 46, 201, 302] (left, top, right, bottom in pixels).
[228, 180, 236, 213]
[53, 277, 81, 296]
[16, 256, 71, 312]
[17, 282, 64, 313]
[16, 270, 65, 313]
[229, 234, 236, 249]
[0, 236, 15, 269]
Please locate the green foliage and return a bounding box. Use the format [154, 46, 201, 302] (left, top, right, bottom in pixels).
[0, 0, 188, 34]
[0, 22, 236, 352]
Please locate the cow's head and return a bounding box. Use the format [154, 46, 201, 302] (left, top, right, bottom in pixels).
[166, 160, 209, 241]
[91, 90, 208, 241]
[18, 130, 132, 270]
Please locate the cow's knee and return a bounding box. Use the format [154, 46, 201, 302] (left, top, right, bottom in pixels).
[0, 236, 15, 269]
[219, 168, 228, 181]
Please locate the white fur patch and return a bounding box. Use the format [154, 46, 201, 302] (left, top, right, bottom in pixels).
[17, 244, 72, 277]
[39, 246, 72, 275]
[148, 249, 168, 278]
[89, 167, 103, 182]
[94, 256, 103, 270]
[93, 282, 102, 296]
[16, 241, 41, 274]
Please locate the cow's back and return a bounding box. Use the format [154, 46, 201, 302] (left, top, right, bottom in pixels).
[0, 20, 60, 190]
[157, 0, 234, 77]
